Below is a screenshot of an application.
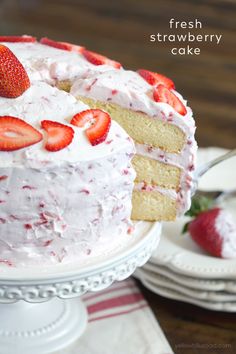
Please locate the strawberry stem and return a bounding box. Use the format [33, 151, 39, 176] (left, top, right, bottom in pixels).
[182, 221, 191, 234]
[185, 196, 214, 217]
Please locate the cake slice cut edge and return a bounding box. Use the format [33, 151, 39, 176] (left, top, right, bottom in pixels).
[75, 96, 194, 222]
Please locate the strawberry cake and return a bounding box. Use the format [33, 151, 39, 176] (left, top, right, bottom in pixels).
[0, 35, 197, 266]
[0, 39, 135, 266]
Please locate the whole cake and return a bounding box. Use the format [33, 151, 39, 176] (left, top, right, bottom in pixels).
[0, 35, 197, 265]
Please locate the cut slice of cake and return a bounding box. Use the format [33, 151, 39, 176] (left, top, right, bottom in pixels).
[70, 69, 197, 221]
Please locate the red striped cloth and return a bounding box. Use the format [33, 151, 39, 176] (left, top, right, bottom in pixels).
[84, 279, 147, 322]
[59, 278, 173, 354]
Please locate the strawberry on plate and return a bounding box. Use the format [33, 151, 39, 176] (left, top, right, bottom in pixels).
[0, 116, 42, 151]
[137, 69, 175, 90]
[153, 84, 187, 116]
[71, 109, 111, 146]
[183, 196, 236, 259]
[41, 120, 74, 152]
[0, 35, 36, 43]
[0, 44, 30, 98]
[82, 49, 122, 69]
[40, 37, 84, 53]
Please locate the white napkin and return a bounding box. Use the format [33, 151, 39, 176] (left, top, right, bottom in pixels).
[57, 278, 173, 354]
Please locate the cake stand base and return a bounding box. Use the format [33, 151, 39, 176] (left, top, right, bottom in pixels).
[0, 298, 87, 354]
[0, 221, 161, 354]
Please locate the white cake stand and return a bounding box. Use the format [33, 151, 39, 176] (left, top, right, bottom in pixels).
[0, 221, 161, 354]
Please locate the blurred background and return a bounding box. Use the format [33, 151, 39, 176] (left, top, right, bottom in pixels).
[0, 0, 235, 148]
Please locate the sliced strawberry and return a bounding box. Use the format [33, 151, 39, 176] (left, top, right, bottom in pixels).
[71, 109, 111, 146]
[41, 120, 74, 152]
[0, 44, 30, 98]
[0, 116, 42, 151]
[0, 35, 37, 43]
[82, 49, 121, 69]
[137, 69, 175, 90]
[40, 37, 84, 53]
[153, 85, 187, 116]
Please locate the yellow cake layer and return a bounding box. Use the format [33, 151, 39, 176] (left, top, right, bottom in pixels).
[57, 80, 71, 92]
[76, 96, 186, 153]
[132, 155, 181, 190]
[132, 189, 177, 221]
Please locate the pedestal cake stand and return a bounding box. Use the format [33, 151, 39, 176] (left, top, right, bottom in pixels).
[0, 221, 161, 354]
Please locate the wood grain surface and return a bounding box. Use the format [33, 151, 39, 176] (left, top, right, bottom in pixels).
[0, 1, 236, 353]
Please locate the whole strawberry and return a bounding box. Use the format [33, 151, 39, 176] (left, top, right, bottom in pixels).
[0, 44, 30, 98]
[183, 197, 236, 258]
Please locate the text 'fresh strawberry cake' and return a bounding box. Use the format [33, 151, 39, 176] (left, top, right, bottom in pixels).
[0, 35, 197, 266]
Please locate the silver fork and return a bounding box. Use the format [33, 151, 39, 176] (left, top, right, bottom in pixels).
[192, 149, 236, 201]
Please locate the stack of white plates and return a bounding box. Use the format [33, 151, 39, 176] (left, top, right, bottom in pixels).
[135, 147, 236, 311]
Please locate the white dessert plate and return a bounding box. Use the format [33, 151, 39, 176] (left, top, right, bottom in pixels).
[141, 263, 236, 293]
[141, 278, 236, 312]
[150, 147, 236, 279]
[151, 217, 236, 279]
[136, 268, 236, 302]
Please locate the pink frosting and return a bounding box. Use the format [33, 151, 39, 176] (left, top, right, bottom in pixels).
[0, 59, 136, 267]
[215, 210, 236, 259]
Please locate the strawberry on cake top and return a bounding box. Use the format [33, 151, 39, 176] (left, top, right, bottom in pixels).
[0, 36, 114, 85]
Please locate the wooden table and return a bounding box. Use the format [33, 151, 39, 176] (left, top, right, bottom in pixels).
[0, 0, 236, 353]
[139, 281, 236, 354]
